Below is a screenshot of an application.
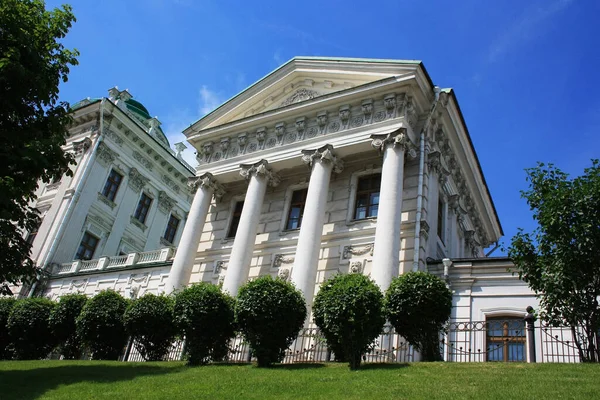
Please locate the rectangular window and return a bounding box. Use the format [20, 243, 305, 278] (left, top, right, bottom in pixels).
[227, 201, 244, 238]
[26, 219, 41, 246]
[286, 188, 308, 230]
[163, 214, 180, 244]
[101, 169, 123, 202]
[75, 231, 99, 260]
[486, 318, 526, 362]
[134, 193, 152, 224]
[354, 174, 381, 220]
[437, 197, 446, 244]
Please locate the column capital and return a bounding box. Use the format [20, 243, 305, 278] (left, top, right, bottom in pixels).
[239, 159, 280, 187]
[427, 150, 442, 175]
[447, 194, 461, 214]
[301, 144, 344, 174]
[188, 172, 225, 200]
[371, 128, 412, 153]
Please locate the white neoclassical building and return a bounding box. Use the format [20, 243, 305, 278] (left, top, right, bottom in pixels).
[42, 58, 541, 345]
[18, 88, 195, 297]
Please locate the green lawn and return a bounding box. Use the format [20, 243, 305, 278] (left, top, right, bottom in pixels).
[0, 361, 599, 400]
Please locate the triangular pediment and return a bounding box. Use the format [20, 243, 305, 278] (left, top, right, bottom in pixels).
[188, 57, 423, 131]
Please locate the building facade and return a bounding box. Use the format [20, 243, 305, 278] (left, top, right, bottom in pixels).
[20, 88, 195, 297]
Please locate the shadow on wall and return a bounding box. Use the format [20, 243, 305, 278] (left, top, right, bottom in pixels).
[0, 362, 185, 400]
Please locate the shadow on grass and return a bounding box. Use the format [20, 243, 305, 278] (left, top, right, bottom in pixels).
[270, 363, 326, 370]
[0, 362, 185, 400]
[359, 363, 410, 370]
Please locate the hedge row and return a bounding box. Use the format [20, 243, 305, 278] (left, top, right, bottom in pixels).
[0, 271, 451, 369]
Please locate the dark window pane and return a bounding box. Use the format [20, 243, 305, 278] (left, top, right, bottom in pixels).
[227, 201, 244, 237]
[134, 193, 152, 224]
[75, 232, 99, 260]
[285, 189, 308, 230]
[102, 169, 123, 202]
[354, 174, 381, 220]
[163, 214, 180, 243]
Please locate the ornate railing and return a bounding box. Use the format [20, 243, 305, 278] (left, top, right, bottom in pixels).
[53, 247, 175, 275]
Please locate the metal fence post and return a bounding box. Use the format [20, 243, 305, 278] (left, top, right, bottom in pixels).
[524, 306, 536, 363]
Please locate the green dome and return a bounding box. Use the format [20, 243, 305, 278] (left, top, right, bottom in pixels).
[124, 99, 151, 120]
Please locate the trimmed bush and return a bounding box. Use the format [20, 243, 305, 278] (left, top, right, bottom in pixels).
[0, 297, 16, 359]
[174, 283, 235, 365]
[124, 293, 177, 361]
[76, 290, 129, 360]
[7, 297, 56, 359]
[236, 276, 306, 367]
[49, 293, 88, 359]
[313, 273, 385, 370]
[385, 271, 452, 361]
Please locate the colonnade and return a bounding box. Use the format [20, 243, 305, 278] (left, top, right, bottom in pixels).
[164, 129, 410, 305]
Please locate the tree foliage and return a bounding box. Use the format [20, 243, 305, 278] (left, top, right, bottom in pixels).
[0, 297, 17, 359]
[313, 273, 385, 369]
[7, 297, 56, 359]
[173, 283, 235, 366]
[235, 276, 306, 367]
[76, 290, 129, 360]
[385, 272, 452, 361]
[509, 160, 600, 362]
[0, 0, 78, 294]
[48, 293, 87, 359]
[124, 293, 177, 361]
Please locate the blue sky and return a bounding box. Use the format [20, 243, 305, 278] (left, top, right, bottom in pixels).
[47, 0, 599, 252]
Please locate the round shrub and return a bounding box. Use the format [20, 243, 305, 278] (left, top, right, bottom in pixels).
[0, 297, 16, 359]
[7, 297, 56, 359]
[236, 275, 306, 367]
[313, 273, 385, 369]
[385, 271, 452, 361]
[173, 283, 235, 365]
[76, 290, 129, 360]
[49, 293, 88, 359]
[124, 293, 176, 361]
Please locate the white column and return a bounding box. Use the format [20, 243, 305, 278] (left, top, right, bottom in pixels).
[222, 160, 279, 295]
[370, 129, 411, 291]
[291, 145, 343, 307]
[164, 173, 224, 294]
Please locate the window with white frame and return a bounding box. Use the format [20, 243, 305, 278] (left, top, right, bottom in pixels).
[285, 188, 308, 230]
[75, 231, 99, 260]
[354, 174, 381, 220]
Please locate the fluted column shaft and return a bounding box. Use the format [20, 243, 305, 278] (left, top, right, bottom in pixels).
[165, 173, 224, 294]
[292, 145, 343, 307]
[222, 160, 279, 295]
[370, 130, 410, 290]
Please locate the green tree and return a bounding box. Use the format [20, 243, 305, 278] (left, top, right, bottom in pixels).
[0, 0, 78, 295]
[49, 293, 88, 359]
[385, 272, 452, 361]
[313, 274, 385, 369]
[124, 293, 177, 361]
[173, 283, 235, 366]
[7, 297, 56, 359]
[509, 160, 600, 362]
[76, 290, 129, 360]
[236, 276, 306, 367]
[0, 297, 17, 359]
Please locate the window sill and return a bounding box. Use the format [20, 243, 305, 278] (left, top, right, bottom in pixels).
[97, 193, 116, 209]
[130, 216, 148, 232]
[279, 228, 300, 236]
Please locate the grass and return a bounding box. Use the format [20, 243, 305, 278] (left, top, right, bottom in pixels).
[0, 361, 599, 400]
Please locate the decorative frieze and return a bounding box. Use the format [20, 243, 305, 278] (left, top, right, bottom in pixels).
[272, 254, 295, 268]
[158, 191, 175, 213]
[161, 174, 181, 194]
[97, 142, 117, 166]
[102, 127, 124, 145]
[280, 88, 319, 106]
[133, 150, 153, 171]
[275, 122, 286, 144]
[128, 168, 149, 192]
[342, 243, 374, 259]
[240, 159, 280, 187]
[316, 111, 328, 133]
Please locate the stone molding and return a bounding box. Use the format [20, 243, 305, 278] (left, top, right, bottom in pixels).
[239, 159, 280, 187]
[73, 137, 92, 156]
[301, 144, 344, 174]
[133, 150, 153, 171]
[280, 88, 319, 106]
[188, 172, 226, 200]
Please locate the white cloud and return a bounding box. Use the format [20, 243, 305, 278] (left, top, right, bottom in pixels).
[486, 0, 574, 63]
[198, 85, 223, 116]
